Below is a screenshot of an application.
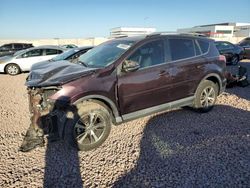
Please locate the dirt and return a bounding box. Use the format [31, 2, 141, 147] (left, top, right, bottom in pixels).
[0, 61, 249, 188]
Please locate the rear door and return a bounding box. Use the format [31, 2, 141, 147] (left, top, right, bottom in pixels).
[165, 37, 205, 101]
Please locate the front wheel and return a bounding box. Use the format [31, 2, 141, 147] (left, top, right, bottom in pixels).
[64, 101, 111, 151]
[5, 64, 20, 75]
[193, 80, 218, 113]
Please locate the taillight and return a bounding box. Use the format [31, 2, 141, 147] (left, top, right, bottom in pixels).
[219, 55, 226, 63]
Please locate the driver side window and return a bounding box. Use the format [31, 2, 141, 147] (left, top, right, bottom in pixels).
[127, 40, 164, 69]
[21, 49, 43, 58]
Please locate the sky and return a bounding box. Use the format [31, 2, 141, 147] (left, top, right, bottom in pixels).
[0, 0, 249, 39]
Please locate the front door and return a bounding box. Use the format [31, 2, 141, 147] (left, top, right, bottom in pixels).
[117, 39, 172, 115]
[15, 49, 44, 71]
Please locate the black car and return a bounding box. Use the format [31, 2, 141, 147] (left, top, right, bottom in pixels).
[0, 43, 33, 57]
[238, 37, 250, 59]
[51, 46, 93, 63]
[215, 41, 244, 65]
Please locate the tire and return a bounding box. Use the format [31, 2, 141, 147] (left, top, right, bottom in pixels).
[231, 55, 239, 65]
[5, 63, 21, 75]
[64, 100, 112, 151]
[193, 80, 218, 113]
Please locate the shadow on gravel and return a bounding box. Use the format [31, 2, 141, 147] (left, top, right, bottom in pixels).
[42, 100, 83, 188]
[114, 105, 250, 187]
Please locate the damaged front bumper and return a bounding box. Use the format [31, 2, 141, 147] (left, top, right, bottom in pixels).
[20, 86, 69, 152]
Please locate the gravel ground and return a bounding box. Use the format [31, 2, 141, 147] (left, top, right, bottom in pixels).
[0, 61, 250, 188]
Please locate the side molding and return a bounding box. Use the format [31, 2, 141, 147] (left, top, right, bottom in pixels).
[122, 96, 195, 122]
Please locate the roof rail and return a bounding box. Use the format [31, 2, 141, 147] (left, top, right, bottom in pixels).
[146, 31, 178, 37]
[179, 32, 207, 37]
[109, 35, 128, 39]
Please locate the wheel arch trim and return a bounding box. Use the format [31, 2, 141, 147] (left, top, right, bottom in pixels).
[200, 73, 223, 93]
[73, 95, 122, 123]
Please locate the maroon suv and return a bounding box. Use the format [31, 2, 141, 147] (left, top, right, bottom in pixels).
[20, 33, 227, 152]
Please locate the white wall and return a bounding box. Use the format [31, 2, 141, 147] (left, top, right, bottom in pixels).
[211, 37, 245, 44]
[0, 37, 108, 47]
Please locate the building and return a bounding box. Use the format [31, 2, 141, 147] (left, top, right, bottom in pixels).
[177, 22, 250, 38]
[110, 27, 156, 38]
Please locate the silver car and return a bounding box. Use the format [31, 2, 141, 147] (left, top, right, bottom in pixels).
[0, 45, 65, 75]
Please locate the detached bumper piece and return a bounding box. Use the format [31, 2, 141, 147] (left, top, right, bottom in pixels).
[20, 87, 70, 152]
[20, 89, 45, 152]
[226, 66, 249, 88]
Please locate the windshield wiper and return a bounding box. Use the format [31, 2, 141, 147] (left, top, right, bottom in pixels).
[78, 60, 88, 67]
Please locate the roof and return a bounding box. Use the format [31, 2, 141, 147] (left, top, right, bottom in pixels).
[31, 45, 66, 50]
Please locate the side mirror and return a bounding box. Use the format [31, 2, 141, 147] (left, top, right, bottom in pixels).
[122, 60, 140, 72]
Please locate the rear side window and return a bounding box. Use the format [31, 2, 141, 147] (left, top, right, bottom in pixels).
[197, 40, 209, 54]
[14, 44, 23, 50]
[45, 49, 62, 55]
[169, 38, 195, 61]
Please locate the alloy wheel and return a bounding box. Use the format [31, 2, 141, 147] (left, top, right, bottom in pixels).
[74, 112, 106, 146]
[200, 86, 216, 107]
[7, 65, 19, 75]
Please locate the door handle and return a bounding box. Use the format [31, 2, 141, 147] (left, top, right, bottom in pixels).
[159, 70, 168, 76]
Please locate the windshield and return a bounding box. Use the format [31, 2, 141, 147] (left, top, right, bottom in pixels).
[14, 49, 27, 56]
[52, 48, 79, 61]
[78, 40, 135, 68]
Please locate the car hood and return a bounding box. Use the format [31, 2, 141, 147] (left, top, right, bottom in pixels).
[0, 55, 13, 64]
[26, 60, 97, 87]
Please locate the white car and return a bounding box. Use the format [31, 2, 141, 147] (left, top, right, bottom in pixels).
[0, 45, 65, 75]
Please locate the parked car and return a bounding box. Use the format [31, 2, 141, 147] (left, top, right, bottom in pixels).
[215, 41, 244, 65]
[0, 43, 33, 57]
[51, 46, 93, 63]
[20, 34, 227, 152]
[0, 45, 65, 75]
[238, 37, 250, 59]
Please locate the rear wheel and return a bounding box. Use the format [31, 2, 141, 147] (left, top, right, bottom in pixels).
[5, 64, 21, 75]
[64, 101, 111, 151]
[193, 80, 218, 113]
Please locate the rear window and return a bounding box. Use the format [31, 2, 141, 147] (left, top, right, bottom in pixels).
[197, 40, 209, 54]
[169, 38, 195, 61]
